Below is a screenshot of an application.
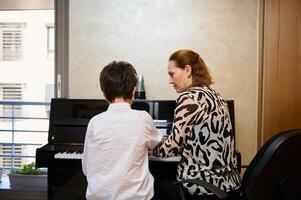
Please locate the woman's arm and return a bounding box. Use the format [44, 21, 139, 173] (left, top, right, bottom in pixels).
[153, 93, 200, 157]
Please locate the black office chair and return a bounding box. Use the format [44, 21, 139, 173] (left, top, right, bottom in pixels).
[176, 129, 301, 200]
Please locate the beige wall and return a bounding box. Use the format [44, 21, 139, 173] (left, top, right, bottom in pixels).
[0, 0, 53, 10]
[69, 0, 259, 165]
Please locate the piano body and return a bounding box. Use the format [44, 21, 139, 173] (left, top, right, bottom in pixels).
[36, 98, 178, 200]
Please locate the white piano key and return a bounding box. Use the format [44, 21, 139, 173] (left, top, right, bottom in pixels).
[55, 152, 179, 162]
[149, 155, 181, 162]
[54, 151, 83, 159]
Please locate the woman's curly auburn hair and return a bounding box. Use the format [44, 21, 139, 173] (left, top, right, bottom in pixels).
[169, 49, 213, 87]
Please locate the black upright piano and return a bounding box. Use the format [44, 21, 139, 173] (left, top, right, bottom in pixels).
[36, 98, 178, 200]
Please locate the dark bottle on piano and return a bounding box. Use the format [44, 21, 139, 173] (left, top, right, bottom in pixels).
[135, 91, 146, 99]
[135, 75, 146, 99]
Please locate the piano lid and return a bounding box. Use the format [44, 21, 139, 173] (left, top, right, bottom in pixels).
[47, 98, 176, 145]
[48, 98, 109, 144]
[131, 100, 176, 121]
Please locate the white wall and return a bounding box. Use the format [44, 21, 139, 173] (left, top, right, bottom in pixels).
[69, 0, 259, 165]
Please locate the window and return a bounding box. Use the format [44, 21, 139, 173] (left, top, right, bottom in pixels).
[0, 23, 26, 61]
[0, 144, 23, 168]
[0, 83, 26, 116]
[0, 10, 54, 170]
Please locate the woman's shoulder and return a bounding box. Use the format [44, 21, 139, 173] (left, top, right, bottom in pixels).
[179, 86, 212, 99]
[176, 87, 205, 105]
[189, 86, 222, 98]
[177, 86, 224, 106]
[187, 85, 213, 93]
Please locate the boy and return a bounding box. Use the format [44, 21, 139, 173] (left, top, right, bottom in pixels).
[82, 61, 162, 200]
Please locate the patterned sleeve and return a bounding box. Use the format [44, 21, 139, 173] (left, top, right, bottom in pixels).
[153, 92, 200, 157]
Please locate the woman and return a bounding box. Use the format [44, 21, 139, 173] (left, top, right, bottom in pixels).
[153, 49, 241, 199]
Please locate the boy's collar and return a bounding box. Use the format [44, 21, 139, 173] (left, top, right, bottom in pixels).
[108, 102, 131, 110]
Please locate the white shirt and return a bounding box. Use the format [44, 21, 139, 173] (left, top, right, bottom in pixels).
[82, 103, 162, 200]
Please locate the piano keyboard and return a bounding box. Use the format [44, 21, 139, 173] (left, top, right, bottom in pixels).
[54, 152, 181, 162]
[149, 156, 181, 162]
[55, 151, 82, 159]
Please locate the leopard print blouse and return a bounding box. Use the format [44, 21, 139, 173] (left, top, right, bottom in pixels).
[153, 86, 241, 195]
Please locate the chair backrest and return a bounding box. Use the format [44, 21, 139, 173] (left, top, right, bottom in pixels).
[241, 129, 301, 200]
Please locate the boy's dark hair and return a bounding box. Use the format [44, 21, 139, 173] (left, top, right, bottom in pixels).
[99, 61, 138, 102]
